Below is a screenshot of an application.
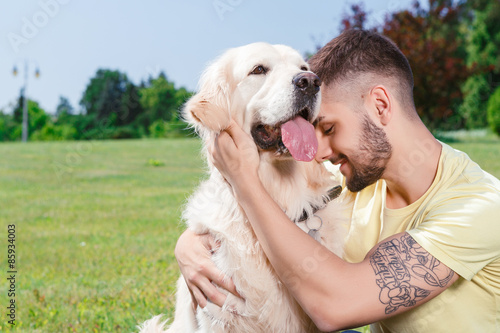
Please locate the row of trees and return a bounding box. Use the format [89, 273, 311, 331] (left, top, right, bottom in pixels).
[1, 0, 499, 141]
[338, 0, 500, 133]
[0, 71, 192, 141]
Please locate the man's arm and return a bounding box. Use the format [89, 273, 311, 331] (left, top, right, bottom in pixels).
[236, 177, 457, 330]
[213, 121, 459, 331]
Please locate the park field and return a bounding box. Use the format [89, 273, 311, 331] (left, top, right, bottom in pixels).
[0, 136, 499, 332]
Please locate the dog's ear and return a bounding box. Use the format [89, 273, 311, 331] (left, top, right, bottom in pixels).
[183, 57, 232, 134]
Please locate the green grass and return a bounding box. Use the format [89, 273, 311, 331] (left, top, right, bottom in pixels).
[438, 128, 500, 179]
[0, 138, 205, 332]
[0, 135, 499, 332]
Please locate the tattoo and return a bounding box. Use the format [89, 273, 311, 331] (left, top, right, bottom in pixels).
[370, 233, 455, 314]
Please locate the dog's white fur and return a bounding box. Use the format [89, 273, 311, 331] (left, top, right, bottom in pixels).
[138, 43, 348, 333]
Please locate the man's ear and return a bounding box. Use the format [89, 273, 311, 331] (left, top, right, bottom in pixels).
[183, 58, 232, 134]
[370, 85, 392, 126]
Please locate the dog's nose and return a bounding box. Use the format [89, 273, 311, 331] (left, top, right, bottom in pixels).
[293, 72, 321, 95]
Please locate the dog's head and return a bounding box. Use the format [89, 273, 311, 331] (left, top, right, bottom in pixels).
[184, 42, 321, 162]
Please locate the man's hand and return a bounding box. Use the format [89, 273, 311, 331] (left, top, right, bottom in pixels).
[211, 120, 260, 194]
[174, 229, 239, 309]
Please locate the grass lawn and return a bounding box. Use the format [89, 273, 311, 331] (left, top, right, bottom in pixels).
[0, 138, 204, 332]
[0, 135, 498, 332]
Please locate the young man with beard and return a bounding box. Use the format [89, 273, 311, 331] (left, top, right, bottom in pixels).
[174, 30, 500, 332]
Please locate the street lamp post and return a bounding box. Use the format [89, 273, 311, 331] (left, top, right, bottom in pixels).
[13, 60, 40, 142]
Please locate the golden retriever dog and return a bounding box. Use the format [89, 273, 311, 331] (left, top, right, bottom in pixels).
[138, 42, 347, 333]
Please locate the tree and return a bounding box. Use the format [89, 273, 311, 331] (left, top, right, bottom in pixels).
[459, 0, 500, 128]
[12, 95, 49, 139]
[4, 68, 193, 141]
[56, 96, 74, 116]
[340, 2, 368, 31]
[138, 72, 191, 133]
[119, 82, 143, 126]
[0, 111, 20, 141]
[13, 91, 25, 124]
[380, 0, 471, 130]
[80, 69, 142, 127]
[487, 86, 500, 135]
[27, 100, 49, 134]
[307, 3, 369, 56]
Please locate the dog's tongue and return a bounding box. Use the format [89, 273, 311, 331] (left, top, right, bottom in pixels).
[280, 116, 318, 162]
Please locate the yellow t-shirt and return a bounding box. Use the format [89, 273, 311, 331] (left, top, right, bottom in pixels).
[333, 142, 500, 332]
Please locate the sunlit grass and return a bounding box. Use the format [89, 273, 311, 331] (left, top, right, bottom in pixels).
[0, 138, 204, 332]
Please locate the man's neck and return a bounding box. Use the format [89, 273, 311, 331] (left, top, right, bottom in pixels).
[382, 124, 442, 209]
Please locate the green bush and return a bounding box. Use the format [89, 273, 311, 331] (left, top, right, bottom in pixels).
[148, 119, 189, 138]
[459, 75, 490, 129]
[80, 126, 115, 140]
[31, 123, 77, 141]
[109, 126, 140, 139]
[487, 86, 500, 136]
[0, 114, 22, 141]
[149, 119, 167, 138]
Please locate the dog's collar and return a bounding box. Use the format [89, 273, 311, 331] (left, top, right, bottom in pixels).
[295, 185, 342, 223]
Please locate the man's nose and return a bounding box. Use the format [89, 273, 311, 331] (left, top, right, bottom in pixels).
[315, 133, 334, 162]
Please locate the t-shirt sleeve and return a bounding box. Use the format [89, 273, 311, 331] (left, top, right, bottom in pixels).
[408, 189, 500, 281]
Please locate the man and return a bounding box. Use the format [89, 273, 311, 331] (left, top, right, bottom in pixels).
[175, 30, 500, 332]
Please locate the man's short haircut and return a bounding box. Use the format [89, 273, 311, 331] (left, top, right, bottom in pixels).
[309, 29, 417, 117]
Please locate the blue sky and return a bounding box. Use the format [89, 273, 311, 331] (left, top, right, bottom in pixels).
[1, 0, 416, 114]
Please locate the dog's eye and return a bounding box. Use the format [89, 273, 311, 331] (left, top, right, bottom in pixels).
[250, 65, 267, 75]
[300, 66, 308, 71]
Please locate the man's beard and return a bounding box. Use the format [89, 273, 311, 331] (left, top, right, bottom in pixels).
[343, 114, 392, 192]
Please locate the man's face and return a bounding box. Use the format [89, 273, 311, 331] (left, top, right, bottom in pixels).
[314, 88, 392, 192]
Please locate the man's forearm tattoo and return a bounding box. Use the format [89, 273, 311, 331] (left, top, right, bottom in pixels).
[369, 233, 455, 314]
